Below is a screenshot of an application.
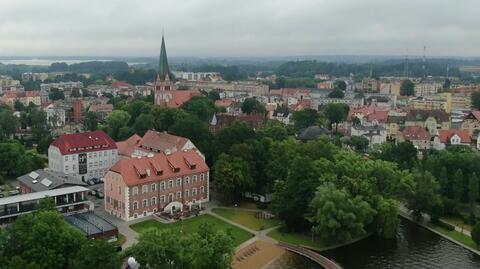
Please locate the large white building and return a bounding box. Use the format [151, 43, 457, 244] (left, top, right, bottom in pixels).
[48, 131, 118, 182]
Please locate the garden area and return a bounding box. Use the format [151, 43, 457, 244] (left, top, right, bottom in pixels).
[130, 214, 253, 247]
[212, 208, 280, 231]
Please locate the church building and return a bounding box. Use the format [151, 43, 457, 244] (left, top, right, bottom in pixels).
[154, 36, 201, 108]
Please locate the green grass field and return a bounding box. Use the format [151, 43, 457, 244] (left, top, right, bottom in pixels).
[429, 224, 479, 250]
[212, 208, 280, 231]
[267, 229, 328, 251]
[130, 214, 253, 247]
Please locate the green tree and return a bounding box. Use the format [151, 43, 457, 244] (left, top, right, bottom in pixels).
[375, 198, 400, 239]
[84, 111, 99, 131]
[471, 91, 480, 109]
[37, 197, 55, 211]
[400, 79, 415, 96]
[453, 169, 464, 203]
[133, 113, 156, 136]
[406, 171, 441, 217]
[472, 222, 480, 246]
[468, 172, 479, 207]
[373, 141, 417, 170]
[214, 121, 256, 155]
[213, 153, 253, 204]
[70, 240, 120, 269]
[241, 98, 266, 115]
[0, 108, 18, 140]
[128, 225, 234, 269]
[14, 100, 25, 112]
[323, 103, 349, 132]
[309, 183, 376, 244]
[105, 110, 131, 140]
[334, 80, 347, 91]
[181, 96, 217, 122]
[71, 88, 81, 98]
[273, 156, 320, 231]
[48, 88, 65, 101]
[292, 108, 319, 130]
[4, 211, 86, 269]
[206, 90, 220, 101]
[327, 88, 344, 98]
[347, 136, 369, 152]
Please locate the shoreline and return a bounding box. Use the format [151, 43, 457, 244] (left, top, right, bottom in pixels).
[399, 211, 480, 256]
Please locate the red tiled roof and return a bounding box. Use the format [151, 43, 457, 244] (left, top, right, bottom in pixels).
[51, 130, 117, 155]
[116, 134, 142, 157]
[466, 111, 480, 121]
[89, 103, 113, 113]
[110, 149, 208, 186]
[215, 98, 234, 107]
[116, 131, 191, 157]
[438, 129, 471, 144]
[367, 110, 388, 123]
[167, 90, 201, 108]
[402, 126, 431, 141]
[111, 81, 131, 88]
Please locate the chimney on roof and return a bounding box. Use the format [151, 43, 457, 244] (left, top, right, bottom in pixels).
[146, 169, 151, 177]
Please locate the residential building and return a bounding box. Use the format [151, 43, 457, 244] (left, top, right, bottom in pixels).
[351, 125, 387, 145]
[380, 80, 401, 96]
[433, 129, 471, 150]
[88, 103, 114, 121]
[17, 169, 87, 194]
[398, 126, 431, 150]
[172, 71, 221, 81]
[45, 104, 66, 127]
[414, 82, 442, 97]
[451, 94, 472, 110]
[179, 81, 269, 97]
[104, 149, 209, 221]
[460, 111, 480, 136]
[405, 109, 451, 135]
[116, 130, 197, 158]
[0, 90, 41, 107]
[361, 78, 380, 93]
[48, 131, 118, 182]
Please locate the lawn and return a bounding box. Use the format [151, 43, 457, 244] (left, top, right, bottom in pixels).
[429, 224, 479, 250]
[441, 217, 473, 232]
[130, 214, 253, 247]
[212, 208, 280, 231]
[267, 229, 328, 251]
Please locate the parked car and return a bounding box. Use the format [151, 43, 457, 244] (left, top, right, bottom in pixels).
[8, 190, 20, 196]
[87, 179, 95, 186]
[91, 178, 102, 184]
[89, 190, 97, 196]
[96, 191, 104, 199]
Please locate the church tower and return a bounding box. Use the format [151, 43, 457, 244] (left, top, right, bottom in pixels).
[154, 35, 176, 106]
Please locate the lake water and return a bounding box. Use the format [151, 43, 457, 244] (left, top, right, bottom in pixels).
[271, 219, 480, 269]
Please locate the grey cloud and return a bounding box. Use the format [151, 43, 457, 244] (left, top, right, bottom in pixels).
[0, 0, 480, 57]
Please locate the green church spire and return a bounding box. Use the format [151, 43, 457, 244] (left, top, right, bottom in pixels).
[158, 35, 170, 80]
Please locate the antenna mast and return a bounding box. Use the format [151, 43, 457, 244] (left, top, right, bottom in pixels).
[422, 45, 427, 78]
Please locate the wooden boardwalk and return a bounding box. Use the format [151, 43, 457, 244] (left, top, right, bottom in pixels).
[278, 242, 343, 269]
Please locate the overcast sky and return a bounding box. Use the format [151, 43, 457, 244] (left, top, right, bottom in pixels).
[1, 0, 479, 57]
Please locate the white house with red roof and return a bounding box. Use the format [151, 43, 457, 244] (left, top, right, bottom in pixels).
[48, 131, 118, 182]
[433, 129, 472, 150]
[104, 149, 209, 221]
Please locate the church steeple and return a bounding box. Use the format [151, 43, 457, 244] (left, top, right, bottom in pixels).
[158, 35, 170, 81]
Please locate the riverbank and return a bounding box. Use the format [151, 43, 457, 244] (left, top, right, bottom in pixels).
[398, 210, 480, 256]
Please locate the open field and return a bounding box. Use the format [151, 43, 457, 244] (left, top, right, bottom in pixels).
[130, 214, 253, 247]
[212, 208, 280, 231]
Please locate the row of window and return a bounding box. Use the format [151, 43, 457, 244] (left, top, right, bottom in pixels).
[131, 188, 205, 210]
[131, 174, 207, 195]
[64, 151, 116, 162]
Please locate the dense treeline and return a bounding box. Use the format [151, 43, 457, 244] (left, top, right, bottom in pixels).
[275, 59, 462, 78]
[374, 142, 480, 222]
